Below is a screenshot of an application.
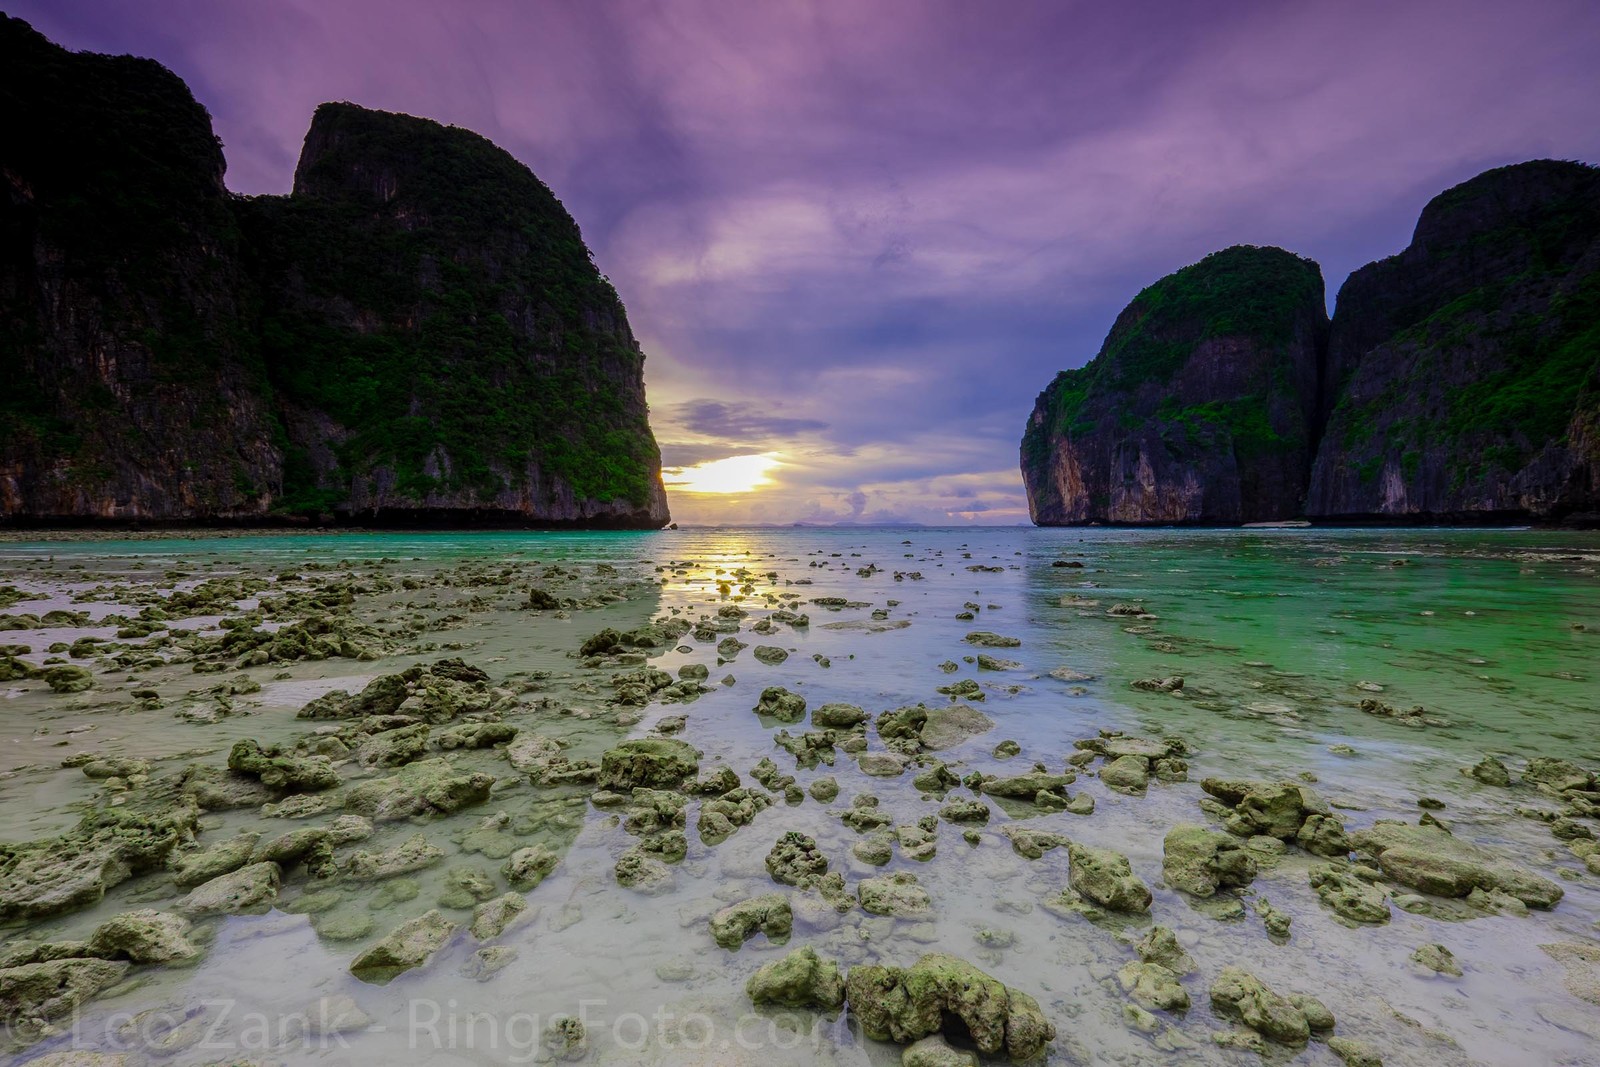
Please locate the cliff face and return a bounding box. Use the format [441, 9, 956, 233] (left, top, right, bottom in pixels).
[1306, 162, 1600, 521]
[0, 16, 281, 521]
[0, 18, 668, 527]
[1022, 247, 1328, 524]
[1022, 162, 1600, 526]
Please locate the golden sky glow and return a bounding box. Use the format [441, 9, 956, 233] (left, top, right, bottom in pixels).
[662, 452, 782, 494]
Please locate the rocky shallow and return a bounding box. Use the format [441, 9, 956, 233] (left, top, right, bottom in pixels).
[0, 527, 1595, 1065]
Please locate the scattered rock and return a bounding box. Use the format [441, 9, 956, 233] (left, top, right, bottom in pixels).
[1162, 824, 1258, 897]
[902, 1035, 978, 1067]
[470, 893, 527, 941]
[767, 832, 829, 887]
[0, 957, 128, 1029]
[349, 910, 457, 983]
[171, 832, 260, 889]
[859, 873, 934, 918]
[1100, 755, 1149, 795]
[1410, 943, 1463, 977]
[1310, 865, 1391, 924]
[1351, 822, 1564, 908]
[180, 862, 281, 916]
[963, 632, 1021, 648]
[345, 833, 446, 881]
[344, 759, 495, 821]
[745, 946, 845, 1013]
[1208, 966, 1310, 1046]
[845, 952, 1054, 1063]
[710, 894, 792, 950]
[598, 739, 700, 789]
[503, 844, 560, 889]
[227, 739, 339, 793]
[1329, 1036, 1384, 1066]
[86, 910, 198, 964]
[1068, 844, 1151, 913]
[752, 686, 807, 723]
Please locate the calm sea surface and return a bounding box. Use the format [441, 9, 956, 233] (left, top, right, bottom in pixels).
[0, 525, 1596, 1065]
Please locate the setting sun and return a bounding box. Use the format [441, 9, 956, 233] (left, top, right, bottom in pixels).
[662, 452, 781, 494]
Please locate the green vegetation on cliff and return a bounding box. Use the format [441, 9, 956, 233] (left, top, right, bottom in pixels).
[1101, 246, 1325, 387]
[1022, 247, 1321, 474]
[1022, 246, 1327, 524]
[1311, 160, 1600, 515]
[0, 19, 667, 526]
[243, 103, 660, 512]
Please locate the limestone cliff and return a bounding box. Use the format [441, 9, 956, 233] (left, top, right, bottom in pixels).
[0, 15, 281, 520]
[0, 17, 668, 527]
[1306, 161, 1600, 522]
[1021, 247, 1328, 524]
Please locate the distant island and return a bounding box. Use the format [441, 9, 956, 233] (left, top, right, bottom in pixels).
[0, 16, 669, 528]
[1022, 160, 1600, 526]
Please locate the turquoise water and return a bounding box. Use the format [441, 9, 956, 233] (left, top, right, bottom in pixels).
[1, 526, 1597, 1065]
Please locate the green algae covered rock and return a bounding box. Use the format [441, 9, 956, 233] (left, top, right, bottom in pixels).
[0, 957, 128, 1029]
[435, 721, 519, 750]
[86, 910, 198, 964]
[973, 770, 1075, 798]
[766, 831, 829, 887]
[753, 686, 807, 723]
[1464, 756, 1512, 787]
[599, 738, 699, 789]
[1162, 824, 1258, 897]
[503, 844, 560, 890]
[43, 664, 93, 693]
[1329, 1036, 1384, 1066]
[344, 833, 445, 881]
[343, 759, 494, 821]
[179, 861, 280, 916]
[1068, 844, 1152, 913]
[1208, 966, 1310, 1046]
[0, 802, 200, 920]
[350, 909, 457, 984]
[253, 827, 336, 876]
[813, 703, 868, 728]
[1201, 777, 1342, 847]
[1351, 821, 1563, 908]
[1310, 864, 1390, 924]
[844, 952, 1054, 1063]
[858, 873, 934, 918]
[228, 739, 339, 793]
[171, 832, 260, 889]
[470, 892, 527, 941]
[1099, 755, 1149, 795]
[698, 787, 772, 845]
[710, 893, 792, 950]
[903, 1035, 979, 1067]
[745, 946, 845, 1013]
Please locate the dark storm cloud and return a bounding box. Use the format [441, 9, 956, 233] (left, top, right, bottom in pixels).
[13, 0, 1600, 524]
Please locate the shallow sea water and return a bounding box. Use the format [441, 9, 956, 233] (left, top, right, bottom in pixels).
[0, 526, 1597, 1066]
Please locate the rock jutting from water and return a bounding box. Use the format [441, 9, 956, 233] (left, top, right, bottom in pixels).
[1022, 160, 1600, 526]
[0, 15, 670, 528]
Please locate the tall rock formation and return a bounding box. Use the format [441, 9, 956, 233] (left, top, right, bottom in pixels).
[1021, 246, 1329, 524]
[0, 17, 669, 527]
[1307, 161, 1600, 521]
[0, 15, 281, 520]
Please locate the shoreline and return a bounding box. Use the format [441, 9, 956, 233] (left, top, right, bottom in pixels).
[5, 518, 1600, 544]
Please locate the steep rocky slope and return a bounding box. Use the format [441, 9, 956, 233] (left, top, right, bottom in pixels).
[1307, 162, 1600, 521]
[0, 17, 668, 527]
[1023, 162, 1600, 526]
[1021, 246, 1328, 524]
[0, 15, 280, 520]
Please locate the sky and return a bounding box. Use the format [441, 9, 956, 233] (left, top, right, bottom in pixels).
[13, 0, 1600, 525]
